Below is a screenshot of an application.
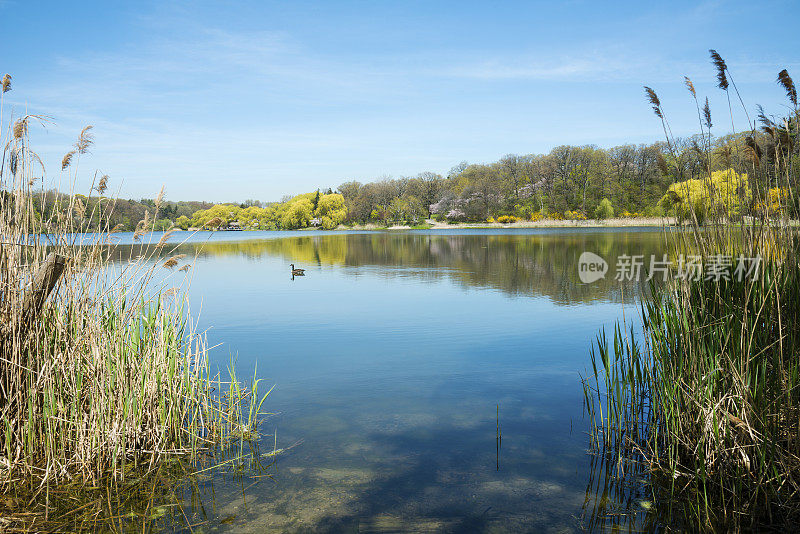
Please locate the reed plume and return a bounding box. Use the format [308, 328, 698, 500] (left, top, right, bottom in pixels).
[709, 49, 729, 90]
[97, 173, 109, 194]
[703, 97, 712, 129]
[133, 211, 150, 241]
[74, 125, 94, 154]
[684, 76, 696, 98]
[155, 185, 165, 211]
[744, 135, 762, 165]
[73, 197, 86, 218]
[162, 287, 178, 298]
[756, 104, 775, 128]
[1, 74, 10, 93]
[644, 86, 662, 118]
[12, 118, 27, 139]
[777, 69, 797, 108]
[61, 150, 76, 170]
[163, 254, 187, 269]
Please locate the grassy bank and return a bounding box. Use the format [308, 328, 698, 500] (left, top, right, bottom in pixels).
[0, 95, 270, 531]
[583, 54, 800, 530]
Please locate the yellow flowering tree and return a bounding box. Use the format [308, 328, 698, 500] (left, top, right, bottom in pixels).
[659, 168, 751, 222]
[238, 205, 279, 229]
[314, 193, 347, 229]
[190, 204, 241, 228]
[280, 198, 314, 229]
[755, 187, 790, 216]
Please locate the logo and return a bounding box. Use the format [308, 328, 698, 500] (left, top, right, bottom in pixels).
[578, 252, 608, 283]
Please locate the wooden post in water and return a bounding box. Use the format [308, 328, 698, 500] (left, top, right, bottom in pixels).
[0, 252, 67, 342]
[0, 252, 66, 409]
[21, 252, 67, 328]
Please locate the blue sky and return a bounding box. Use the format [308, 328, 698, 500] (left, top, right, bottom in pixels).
[2, 0, 799, 202]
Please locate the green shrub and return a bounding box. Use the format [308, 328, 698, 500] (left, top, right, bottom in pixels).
[594, 198, 614, 219]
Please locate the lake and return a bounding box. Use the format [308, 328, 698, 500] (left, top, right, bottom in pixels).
[114, 228, 668, 533]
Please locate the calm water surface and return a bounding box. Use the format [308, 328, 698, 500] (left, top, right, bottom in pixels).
[116, 228, 667, 533]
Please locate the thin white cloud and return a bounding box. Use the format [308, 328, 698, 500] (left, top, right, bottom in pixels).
[440, 54, 635, 81]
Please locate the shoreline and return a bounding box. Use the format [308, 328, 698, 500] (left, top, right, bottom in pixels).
[180, 217, 798, 234]
[183, 218, 675, 233]
[331, 217, 675, 231]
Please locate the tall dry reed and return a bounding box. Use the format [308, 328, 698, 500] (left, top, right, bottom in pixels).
[584, 52, 800, 531]
[0, 79, 270, 531]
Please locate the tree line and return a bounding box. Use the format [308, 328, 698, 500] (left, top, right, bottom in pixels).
[31, 190, 213, 232]
[32, 130, 799, 232]
[334, 132, 798, 225]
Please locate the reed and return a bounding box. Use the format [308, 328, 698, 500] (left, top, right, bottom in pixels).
[0, 82, 270, 530]
[584, 53, 800, 530]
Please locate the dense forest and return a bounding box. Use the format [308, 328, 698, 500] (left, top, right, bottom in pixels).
[334, 130, 797, 226]
[40, 128, 799, 232]
[31, 190, 214, 232]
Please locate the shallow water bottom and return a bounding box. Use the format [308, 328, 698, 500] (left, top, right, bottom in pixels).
[109, 229, 666, 532]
